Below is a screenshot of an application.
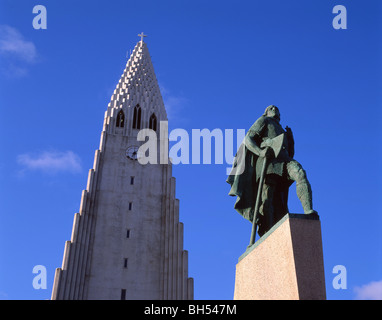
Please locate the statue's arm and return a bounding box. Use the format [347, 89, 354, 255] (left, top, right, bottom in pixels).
[245, 132, 273, 159]
[245, 117, 273, 159]
[245, 134, 262, 156]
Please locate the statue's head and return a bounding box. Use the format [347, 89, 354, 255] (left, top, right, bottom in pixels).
[263, 105, 280, 122]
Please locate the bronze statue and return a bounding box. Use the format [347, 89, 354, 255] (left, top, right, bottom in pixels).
[227, 105, 318, 245]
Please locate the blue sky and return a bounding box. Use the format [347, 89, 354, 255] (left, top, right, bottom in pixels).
[0, 0, 381, 300]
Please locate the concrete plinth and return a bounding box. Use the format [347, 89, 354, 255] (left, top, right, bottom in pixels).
[234, 214, 326, 300]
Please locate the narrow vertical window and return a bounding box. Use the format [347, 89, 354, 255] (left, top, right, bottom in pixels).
[133, 105, 137, 128]
[123, 258, 128, 268]
[116, 110, 125, 128]
[137, 106, 141, 129]
[128, 202, 132, 210]
[121, 289, 126, 300]
[132, 104, 141, 129]
[149, 113, 157, 132]
[126, 229, 130, 238]
[130, 176, 134, 185]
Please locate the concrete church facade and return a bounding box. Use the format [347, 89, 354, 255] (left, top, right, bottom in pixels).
[51, 36, 194, 300]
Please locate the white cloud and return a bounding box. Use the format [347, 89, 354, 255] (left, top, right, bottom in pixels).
[159, 84, 188, 122]
[0, 25, 37, 62]
[165, 95, 188, 118]
[17, 151, 82, 174]
[0, 291, 8, 300]
[0, 25, 38, 77]
[354, 280, 382, 300]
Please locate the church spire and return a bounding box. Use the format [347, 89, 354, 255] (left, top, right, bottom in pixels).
[104, 37, 167, 135]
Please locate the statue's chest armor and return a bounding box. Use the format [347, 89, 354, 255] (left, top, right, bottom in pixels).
[264, 118, 285, 139]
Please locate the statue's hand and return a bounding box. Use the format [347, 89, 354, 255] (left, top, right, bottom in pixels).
[259, 147, 274, 159]
[260, 138, 272, 148]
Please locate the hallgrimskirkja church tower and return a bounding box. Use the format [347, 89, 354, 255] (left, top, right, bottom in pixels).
[51, 35, 194, 300]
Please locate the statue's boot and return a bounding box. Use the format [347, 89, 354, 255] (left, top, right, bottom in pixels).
[296, 180, 318, 216]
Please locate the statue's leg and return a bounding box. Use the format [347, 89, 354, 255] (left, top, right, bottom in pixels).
[286, 161, 317, 215]
[259, 183, 275, 233]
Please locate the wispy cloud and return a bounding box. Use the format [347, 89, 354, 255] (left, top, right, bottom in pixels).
[159, 84, 188, 122]
[354, 280, 382, 300]
[17, 151, 82, 175]
[0, 291, 8, 300]
[0, 25, 38, 77]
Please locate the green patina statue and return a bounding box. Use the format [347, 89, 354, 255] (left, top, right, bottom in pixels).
[227, 105, 318, 245]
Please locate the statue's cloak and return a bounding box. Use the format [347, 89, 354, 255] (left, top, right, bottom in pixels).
[226, 141, 259, 222]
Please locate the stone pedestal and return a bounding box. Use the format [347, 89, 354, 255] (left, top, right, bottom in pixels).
[234, 214, 326, 300]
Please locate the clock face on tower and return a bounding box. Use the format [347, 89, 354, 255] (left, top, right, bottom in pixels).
[126, 146, 139, 160]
